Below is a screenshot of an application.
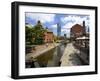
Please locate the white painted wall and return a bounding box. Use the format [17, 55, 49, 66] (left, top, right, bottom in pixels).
[0, 0, 99, 81]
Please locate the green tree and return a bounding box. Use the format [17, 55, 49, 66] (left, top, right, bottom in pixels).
[25, 20, 48, 45]
[25, 26, 35, 44]
[33, 20, 46, 45]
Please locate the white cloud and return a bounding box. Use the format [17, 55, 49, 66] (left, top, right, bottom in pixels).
[61, 29, 70, 33]
[51, 24, 57, 28]
[61, 15, 90, 29]
[62, 22, 75, 29]
[61, 29, 70, 37]
[26, 13, 55, 23]
[60, 15, 90, 37]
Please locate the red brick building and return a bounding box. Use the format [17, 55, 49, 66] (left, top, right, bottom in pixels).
[44, 31, 54, 43]
[70, 21, 86, 39]
[70, 24, 84, 38]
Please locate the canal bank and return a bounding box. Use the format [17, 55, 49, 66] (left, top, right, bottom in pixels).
[26, 42, 89, 68]
[25, 42, 67, 68]
[60, 43, 87, 66]
[26, 43, 60, 60]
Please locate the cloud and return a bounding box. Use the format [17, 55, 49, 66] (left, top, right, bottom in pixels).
[61, 15, 76, 24]
[51, 24, 57, 28]
[61, 15, 90, 29]
[62, 22, 76, 29]
[60, 15, 90, 37]
[61, 29, 70, 33]
[26, 13, 55, 23]
[61, 29, 70, 37]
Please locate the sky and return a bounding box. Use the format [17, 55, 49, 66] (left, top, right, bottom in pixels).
[25, 12, 90, 37]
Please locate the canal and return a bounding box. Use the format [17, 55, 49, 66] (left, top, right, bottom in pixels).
[26, 43, 67, 68]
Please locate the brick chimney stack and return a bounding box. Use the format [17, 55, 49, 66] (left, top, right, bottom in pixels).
[83, 21, 86, 35]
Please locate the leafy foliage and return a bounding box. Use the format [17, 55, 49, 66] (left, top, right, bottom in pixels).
[25, 21, 47, 45]
[25, 26, 35, 44]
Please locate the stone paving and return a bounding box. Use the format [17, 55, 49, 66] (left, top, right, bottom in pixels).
[60, 43, 83, 66]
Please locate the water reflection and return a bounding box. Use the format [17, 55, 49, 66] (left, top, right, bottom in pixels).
[36, 43, 66, 67]
[26, 43, 66, 68]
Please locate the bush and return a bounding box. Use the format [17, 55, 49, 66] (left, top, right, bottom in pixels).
[34, 37, 44, 45]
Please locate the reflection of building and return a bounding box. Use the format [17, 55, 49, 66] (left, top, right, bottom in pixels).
[57, 23, 61, 37]
[70, 21, 86, 39]
[44, 31, 54, 43]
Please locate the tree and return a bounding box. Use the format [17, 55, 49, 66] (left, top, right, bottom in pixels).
[26, 20, 48, 45]
[33, 20, 47, 45]
[25, 26, 35, 44]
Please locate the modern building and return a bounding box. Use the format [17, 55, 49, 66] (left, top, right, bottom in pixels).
[57, 23, 61, 37]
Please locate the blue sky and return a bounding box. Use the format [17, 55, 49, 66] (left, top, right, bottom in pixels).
[25, 12, 90, 37]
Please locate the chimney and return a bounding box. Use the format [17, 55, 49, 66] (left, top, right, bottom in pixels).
[83, 21, 86, 35]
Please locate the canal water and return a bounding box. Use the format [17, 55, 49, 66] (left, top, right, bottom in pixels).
[26, 43, 67, 68]
[35, 43, 66, 67]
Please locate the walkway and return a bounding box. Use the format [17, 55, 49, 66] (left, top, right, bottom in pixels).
[60, 43, 82, 66]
